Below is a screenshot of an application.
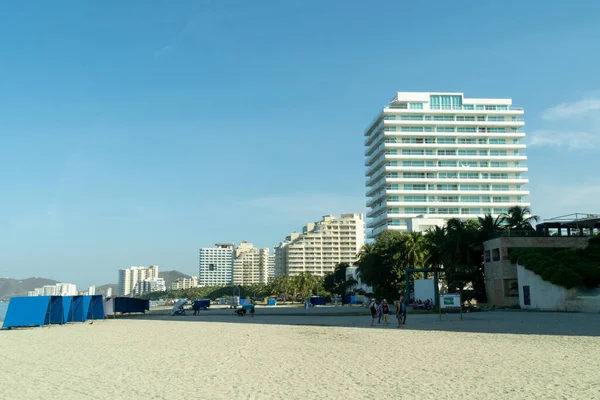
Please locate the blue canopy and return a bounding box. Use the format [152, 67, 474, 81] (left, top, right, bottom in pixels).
[69, 295, 86, 322]
[62, 296, 72, 323]
[87, 295, 105, 320]
[2, 296, 64, 329]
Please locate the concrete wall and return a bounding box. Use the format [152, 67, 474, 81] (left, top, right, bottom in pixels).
[517, 264, 574, 311]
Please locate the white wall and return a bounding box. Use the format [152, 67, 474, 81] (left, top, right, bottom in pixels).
[414, 279, 435, 302]
[517, 264, 570, 311]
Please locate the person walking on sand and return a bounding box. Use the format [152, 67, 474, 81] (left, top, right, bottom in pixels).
[381, 299, 390, 324]
[376, 300, 383, 324]
[369, 298, 377, 327]
[396, 298, 403, 328]
[400, 295, 407, 325]
[250, 300, 256, 318]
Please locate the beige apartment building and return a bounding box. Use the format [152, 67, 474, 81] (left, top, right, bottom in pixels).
[232, 241, 272, 285]
[118, 265, 159, 296]
[274, 214, 365, 277]
[171, 276, 198, 290]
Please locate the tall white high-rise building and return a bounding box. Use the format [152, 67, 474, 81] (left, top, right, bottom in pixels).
[275, 214, 365, 277]
[365, 92, 529, 237]
[88, 286, 96, 296]
[198, 244, 234, 287]
[232, 241, 271, 285]
[118, 265, 159, 296]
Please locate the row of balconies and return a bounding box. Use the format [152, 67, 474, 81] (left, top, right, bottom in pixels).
[365, 128, 527, 148]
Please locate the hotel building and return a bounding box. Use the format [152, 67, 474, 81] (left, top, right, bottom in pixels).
[365, 92, 529, 237]
[274, 214, 365, 277]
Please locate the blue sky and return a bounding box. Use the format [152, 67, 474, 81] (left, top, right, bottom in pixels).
[1, 1, 599, 286]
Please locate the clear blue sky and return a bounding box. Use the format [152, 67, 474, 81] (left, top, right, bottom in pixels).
[1, 1, 599, 287]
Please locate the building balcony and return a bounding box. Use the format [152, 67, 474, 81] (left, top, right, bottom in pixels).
[377, 131, 526, 139]
[382, 165, 528, 174]
[385, 189, 529, 196]
[384, 119, 525, 127]
[384, 143, 527, 150]
[385, 201, 531, 208]
[382, 106, 524, 114]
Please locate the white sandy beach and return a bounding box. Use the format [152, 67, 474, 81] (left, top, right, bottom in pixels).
[0, 311, 598, 400]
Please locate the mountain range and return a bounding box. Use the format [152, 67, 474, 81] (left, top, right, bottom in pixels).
[0, 270, 192, 299]
[0, 277, 59, 300]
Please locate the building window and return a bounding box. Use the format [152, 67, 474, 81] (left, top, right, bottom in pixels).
[492, 248, 500, 261]
[409, 103, 424, 109]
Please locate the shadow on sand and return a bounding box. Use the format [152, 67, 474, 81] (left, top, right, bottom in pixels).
[115, 307, 600, 337]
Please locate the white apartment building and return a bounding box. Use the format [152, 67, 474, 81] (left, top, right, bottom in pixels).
[133, 277, 166, 295]
[171, 276, 198, 290]
[88, 286, 96, 296]
[198, 244, 234, 287]
[274, 214, 365, 277]
[27, 283, 78, 297]
[232, 241, 271, 285]
[118, 265, 159, 296]
[365, 92, 530, 238]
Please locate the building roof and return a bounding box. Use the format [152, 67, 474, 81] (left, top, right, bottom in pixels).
[537, 213, 600, 231]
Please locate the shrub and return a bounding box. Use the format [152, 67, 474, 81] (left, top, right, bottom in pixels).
[549, 268, 582, 289]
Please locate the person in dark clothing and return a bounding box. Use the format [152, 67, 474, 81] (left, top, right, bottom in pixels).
[381, 299, 390, 324]
[400, 295, 407, 325]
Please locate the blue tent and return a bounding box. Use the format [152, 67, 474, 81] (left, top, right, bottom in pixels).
[2, 296, 64, 329]
[48, 296, 64, 324]
[87, 295, 105, 320]
[69, 295, 86, 322]
[113, 297, 149, 314]
[82, 296, 91, 320]
[62, 296, 72, 323]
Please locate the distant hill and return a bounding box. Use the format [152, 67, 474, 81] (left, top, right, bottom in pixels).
[96, 284, 119, 296]
[0, 277, 59, 300]
[159, 270, 191, 289]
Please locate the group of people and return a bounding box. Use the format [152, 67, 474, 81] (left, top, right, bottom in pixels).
[368, 297, 407, 328]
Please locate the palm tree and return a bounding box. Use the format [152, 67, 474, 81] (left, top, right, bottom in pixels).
[424, 226, 447, 269]
[357, 243, 375, 263]
[404, 231, 426, 269]
[502, 206, 539, 231]
[477, 214, 505, 242]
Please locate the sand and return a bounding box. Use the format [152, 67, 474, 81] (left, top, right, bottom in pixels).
[0, 310, 598, 400]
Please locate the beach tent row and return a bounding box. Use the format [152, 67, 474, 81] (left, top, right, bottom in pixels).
[2, 296, 151, 329]
[2, 295, 105, 329]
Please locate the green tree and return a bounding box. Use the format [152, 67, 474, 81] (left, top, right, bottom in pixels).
[323, 263, 357, 297]
[356, 231, 412, 300]
[291, 272, 319, 301]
